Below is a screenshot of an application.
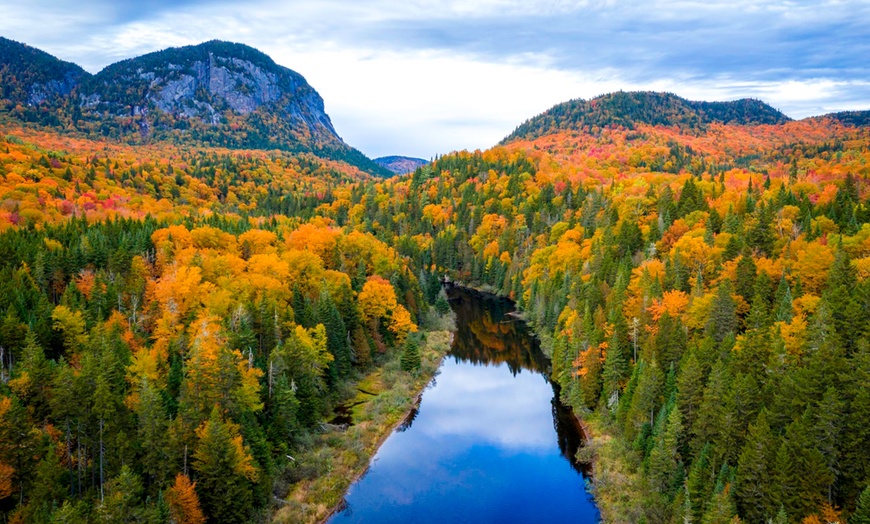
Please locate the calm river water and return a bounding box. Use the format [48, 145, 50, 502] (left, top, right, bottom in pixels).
[327, 287, 600, 523]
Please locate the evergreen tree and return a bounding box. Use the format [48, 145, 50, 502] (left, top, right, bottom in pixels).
[676, 350, 706, 447]
[686, 444, 715, 523]
[192, 408, 257, 524]
[773, 416, 832, 521]
[318, 291, 351, 380]
[400, 337, 421, 372]
[707, 281, 737, 344]
[853, 486, 870, 524]
[646, 403, 683, 495]
[735, 410, 776, 522]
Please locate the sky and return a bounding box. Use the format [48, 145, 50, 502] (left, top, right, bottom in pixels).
[2, 0, 869, 159]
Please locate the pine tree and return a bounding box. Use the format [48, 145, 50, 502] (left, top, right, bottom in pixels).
[841, 346, 870, 504]
[686, 444, 715, 523]
[318, 291, 351, 380]
[735, 410, 776, 522]
[707, 281, 737, 344]
[192, 408, 257, 524]
[624, 359, 664, 444]
[646, 402, 683, 495]
[401, 337, 421, 372]
[96, 465, 144, 523]
[676, 350, 706, 446]
[852, 486, 870, 524]
[824, 244, 862, 350]
[434, 294, 451, 315]
[813, 386, 844, 503]
[773, 416, 832, 521]
[30, 444, 67, 517]
[137, 378, 170, 487]
[691, 360, 732, 459]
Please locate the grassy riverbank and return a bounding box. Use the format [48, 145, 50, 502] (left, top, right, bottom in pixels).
[272, 314, 455, 524]
[574, 414, 645, 523]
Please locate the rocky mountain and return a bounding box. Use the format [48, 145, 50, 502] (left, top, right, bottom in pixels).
[503, 91, 792, 142]
[0, 37, 86, 121]
[0, 38, 392, 177]
[374, 155, 429, 174]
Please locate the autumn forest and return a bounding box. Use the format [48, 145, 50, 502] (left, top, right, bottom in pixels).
[1, 38, 870, 524]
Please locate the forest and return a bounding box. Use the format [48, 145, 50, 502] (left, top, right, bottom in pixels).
[1, 92, 870, 524]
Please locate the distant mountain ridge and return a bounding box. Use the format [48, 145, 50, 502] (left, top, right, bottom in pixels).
[0, 37, 392, 177]
[503, 91, 794, 142]
[374, 156, 429, 174]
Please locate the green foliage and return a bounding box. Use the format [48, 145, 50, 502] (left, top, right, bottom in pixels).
[400, 337, 422, 373]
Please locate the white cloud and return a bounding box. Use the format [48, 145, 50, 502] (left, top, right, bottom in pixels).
[1, 0, 868, 159]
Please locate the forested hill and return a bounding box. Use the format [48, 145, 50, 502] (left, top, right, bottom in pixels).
[503, 91, 792, 141]
[826, 110, 870, 128]
[317, 110, 870, 523]
[0, 37, 86, 110]
[0, 38, 392, 177]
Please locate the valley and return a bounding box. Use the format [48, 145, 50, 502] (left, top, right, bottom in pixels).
[1, 37, 870, 524]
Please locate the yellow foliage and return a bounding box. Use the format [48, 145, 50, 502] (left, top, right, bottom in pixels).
[685, 293, 715, 331]
[358, 276, 399, 322]
[390, 305, 418, 344]
[794, 294, 821, 317]
[238, 229, 278, 255]
[51, 305, 89, 353]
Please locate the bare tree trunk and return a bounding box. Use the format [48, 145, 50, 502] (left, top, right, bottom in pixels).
[99, 418, 104, 502]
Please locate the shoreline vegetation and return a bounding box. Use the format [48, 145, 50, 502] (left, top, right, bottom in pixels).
[273, 311, 456, 524]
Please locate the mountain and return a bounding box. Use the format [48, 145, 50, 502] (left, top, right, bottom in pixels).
[0, 38, 392, 177]
[374, 155, 429, 174]
[0, 37, 87, 124]
[503, 91, 792, 142]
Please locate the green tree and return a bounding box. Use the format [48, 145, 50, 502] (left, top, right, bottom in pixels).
[853, 485, 870, 524]
[706, 281, 737, 344]
[735, 410, 776, 522]
[646, 402, 683, 495]
[96, 465, 145, 523]
[401, 337, 421, 372]
[192, 408, 258, 524]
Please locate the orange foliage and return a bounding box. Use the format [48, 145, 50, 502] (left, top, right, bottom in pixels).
[648, 290, 690, 321]
[166, 474, 205, 524]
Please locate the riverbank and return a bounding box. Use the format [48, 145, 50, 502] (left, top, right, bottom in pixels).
[272, 320, 455, 524]
[573, 414, 643, 523]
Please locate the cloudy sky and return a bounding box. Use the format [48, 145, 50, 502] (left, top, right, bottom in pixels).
[2, 0, 869, 159]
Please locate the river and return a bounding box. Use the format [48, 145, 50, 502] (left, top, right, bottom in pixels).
[327, 287, 600, 523]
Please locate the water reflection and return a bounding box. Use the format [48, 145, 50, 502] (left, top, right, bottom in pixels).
[327, 287, 599, 524]
[446, 287, 550, 375]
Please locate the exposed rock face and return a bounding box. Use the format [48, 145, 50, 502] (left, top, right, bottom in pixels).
[0, 36, 86, 107]
[28, 70, 80, 105]
[0, 38, 393, 177]
[374, 156, 429, 175]
[81, 41, 340, 144]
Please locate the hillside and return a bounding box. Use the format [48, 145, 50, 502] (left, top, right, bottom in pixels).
[314, 104, 870, 524]
[374, 155, 428, 174]
[0, 37, 87, 123]
[2, 60, 870, 524]
[0, 38, 392, 177]
[503, 91, 792, 142]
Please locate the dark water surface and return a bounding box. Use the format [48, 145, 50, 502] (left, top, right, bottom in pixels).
[327, 287, 600, 523]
